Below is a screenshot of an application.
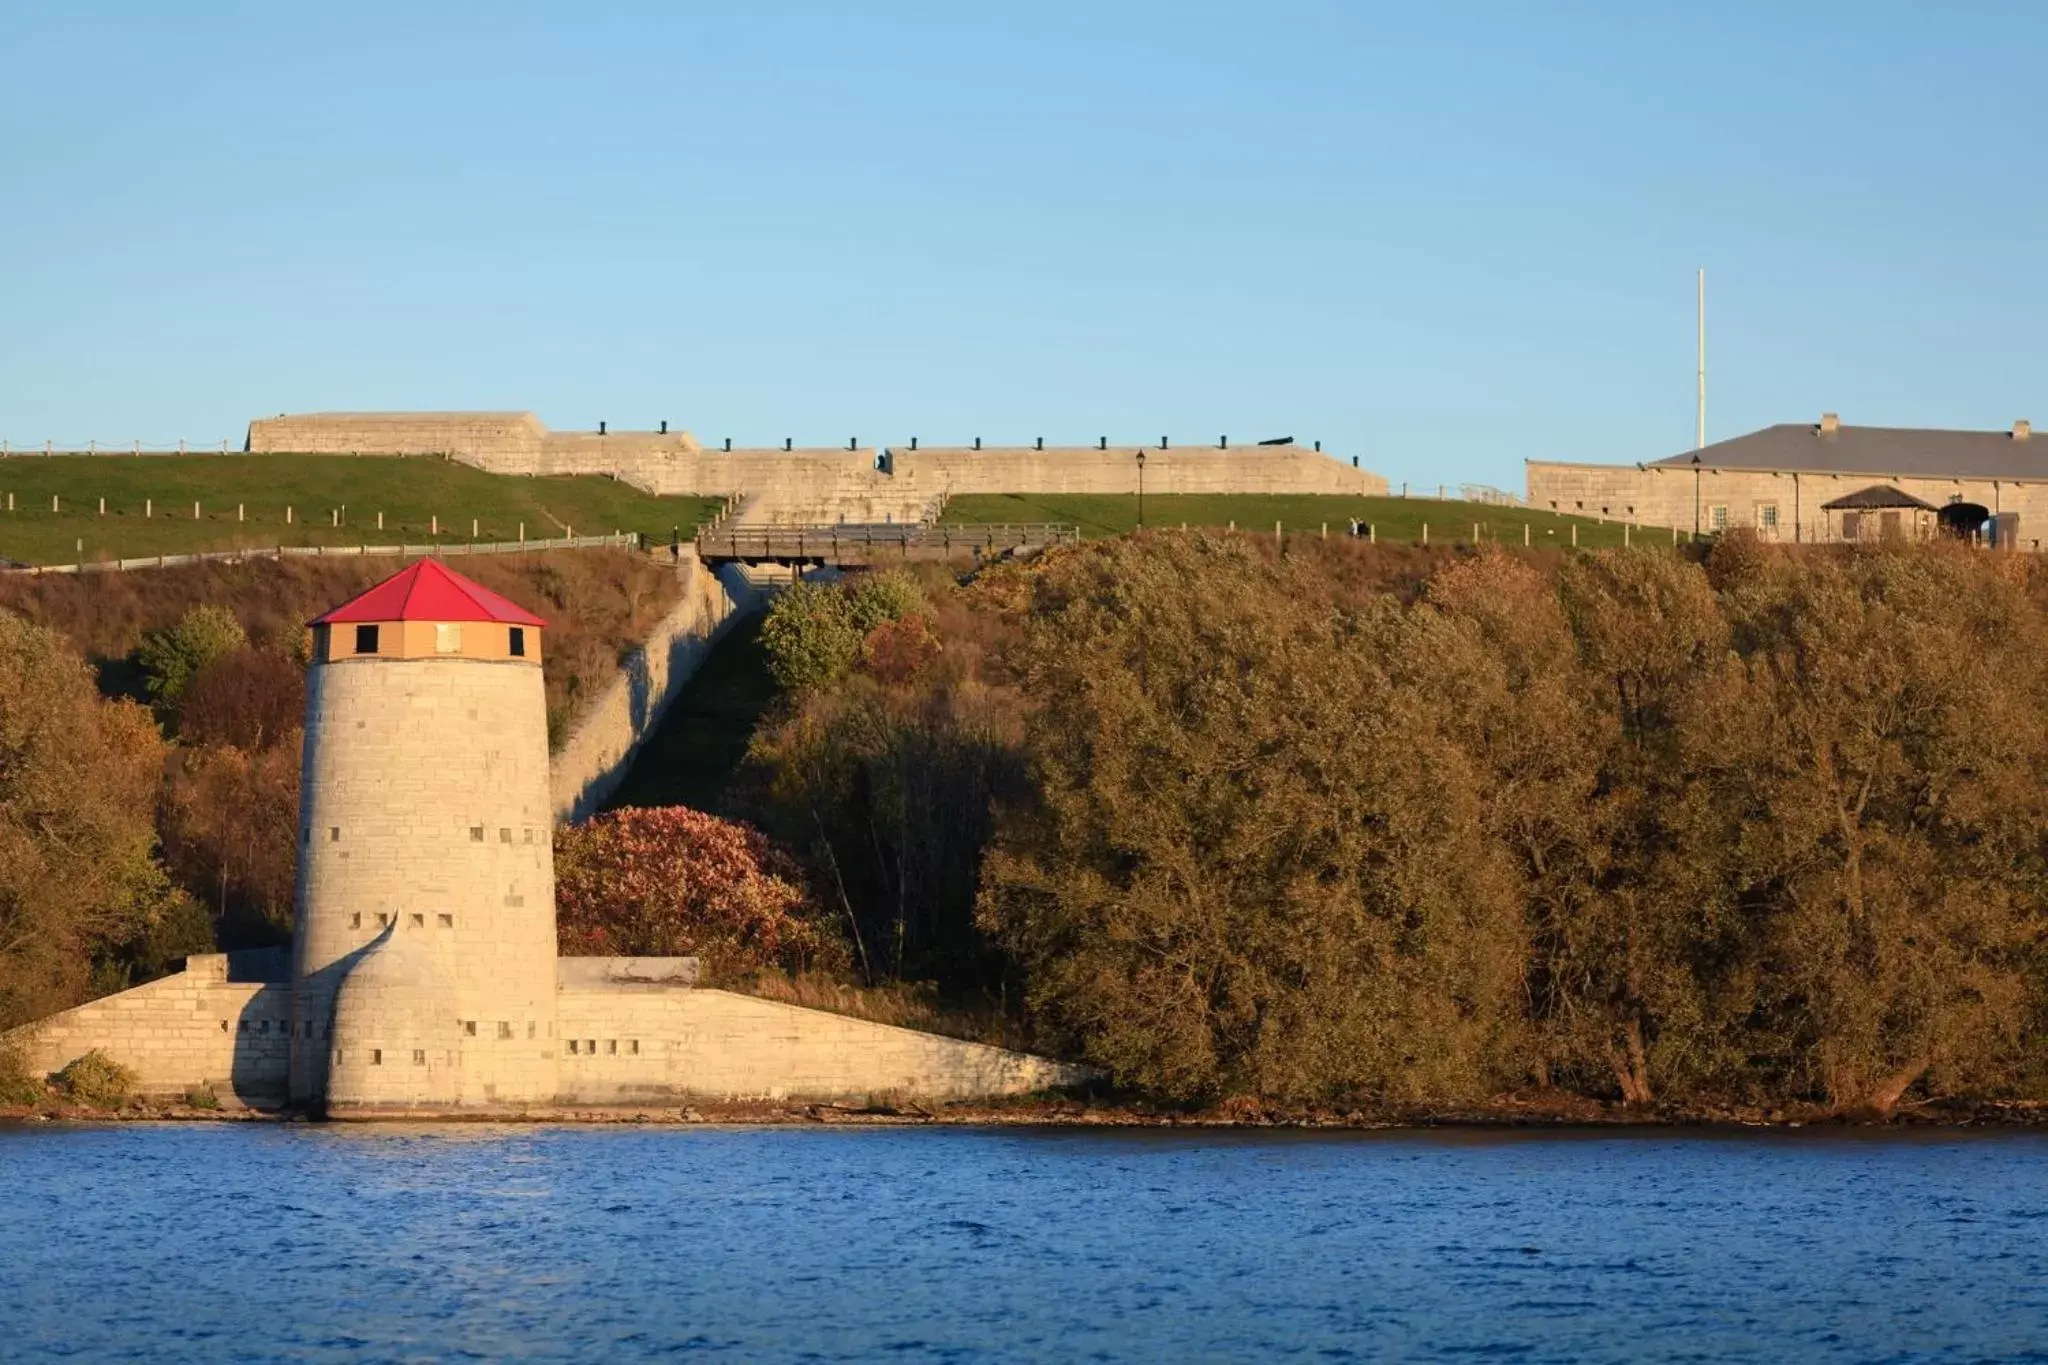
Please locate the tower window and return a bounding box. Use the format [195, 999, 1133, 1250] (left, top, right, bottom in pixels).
[350, 913, 361, 929]
[470, 826, 485, 842]
[435, 622, 462, 654]
[329, 827, 340, 842]
[370, 1049, 382, 1066]
[354, 624, 379, 654]
[437, 913, 453, 928]
[567, 1040, 580, 1055]
[509, 627, 526, 657]
[498, 1022, 513, 1040]
[605, 1039, 617, 1055]
[412, 1050, 426, 1066]
[527, 1022, 536, 1039]
[409, 913, 424, 928]
[464, 1020, 477, 1036]
[628, 1040, 639, 1055]
[499, 828, 512, 844]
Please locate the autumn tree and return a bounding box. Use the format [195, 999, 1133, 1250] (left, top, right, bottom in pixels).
[553, 806, 844, 978]
[977, 534, 1528, 1104]
[0, 611, 197, 1027]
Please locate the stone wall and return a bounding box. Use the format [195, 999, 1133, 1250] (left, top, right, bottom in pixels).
[555, 974, 1090, 1104]
[244, 413, 1391, 524]
[550, 553, 769, 821]
[1527, 460, 2048, 547]
[2, 951, 291, 1106]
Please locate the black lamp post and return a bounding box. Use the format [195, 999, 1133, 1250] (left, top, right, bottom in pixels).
[1136, 449, 1147, 529]
[1692, 452, 1702, 538]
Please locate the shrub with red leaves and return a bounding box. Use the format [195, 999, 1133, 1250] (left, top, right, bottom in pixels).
[858, 612, 941, 685]
[553, 806, 845, 978]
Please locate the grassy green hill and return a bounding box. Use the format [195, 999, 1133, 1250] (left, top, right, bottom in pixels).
[0, 454, 725, 565]
[941, 492, 1676, 550]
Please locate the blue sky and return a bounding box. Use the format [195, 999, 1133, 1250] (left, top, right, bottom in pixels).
[4, 1, 2044, 493]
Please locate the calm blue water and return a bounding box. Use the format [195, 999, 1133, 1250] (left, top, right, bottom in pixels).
[1, 1123, 2045, 1362]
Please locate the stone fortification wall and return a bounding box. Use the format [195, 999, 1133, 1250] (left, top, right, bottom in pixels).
[2, 951, 291, 1106]
[555, 975, 1090, 1104]
[551, 554, 769, 821]
[292, 654, 559, 1108]
[894, 443, 1388, 500]
[1527, 460, 2048, 546]
[244, 414, 1392, 523]
[247, 412, 549, 467]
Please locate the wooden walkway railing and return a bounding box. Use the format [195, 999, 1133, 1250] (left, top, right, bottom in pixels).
[697, 523, 1077, 565]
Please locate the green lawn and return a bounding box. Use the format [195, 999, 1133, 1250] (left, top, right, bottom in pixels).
[0, 454, 726, 565]
[941, 493, 1683, 550]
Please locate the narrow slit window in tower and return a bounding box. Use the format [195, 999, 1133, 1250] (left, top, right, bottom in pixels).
[605, 1040, 617, 1055]
[370, 1049, 382, 1066]
[412, 1049, 426, 1066]
[350, 913, 361, 929]
[509, 627, 526, 657]
[329, 827, 340, 842]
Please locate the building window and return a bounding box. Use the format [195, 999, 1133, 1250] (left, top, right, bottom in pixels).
[437, 913, 453, 928]
[628, 1040, 640, 1055]
[498, 1022, 513, 1040]
[354, 624, 379, 655]
[350, 913, 361, 929]
[606, 1040, 617, 1055]
[509, 627, 526, 658]
[585, 1039, 596, 1055]
[409, 913, 424, 928]
[523, 829, 535, 844]
[1709, 505, 1730, 531]
[464, 1020, 477, 1037]
[1757, 503, 1780, 533]
[413, 1049, 426, 1066]
[470, 826, 485, 842]
[435, 622, 462, 654]
[370, 1049, 382, 1066]
[567, 1039, 580, 1055]
[377, 913, 390, 927]
[527, 1022, 536, 1039]
[329, 827, 340, 843]
[499, 828, 512, 844]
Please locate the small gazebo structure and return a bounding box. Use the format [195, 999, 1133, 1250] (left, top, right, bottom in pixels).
[1821, 485, 1937, 543]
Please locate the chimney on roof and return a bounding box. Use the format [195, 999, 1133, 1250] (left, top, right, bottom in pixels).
[1819, 412, 1840, 435]
[2015, 420, 2032, 441]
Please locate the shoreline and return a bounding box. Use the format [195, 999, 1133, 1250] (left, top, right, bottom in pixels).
[5, 1093, 2046, 1130]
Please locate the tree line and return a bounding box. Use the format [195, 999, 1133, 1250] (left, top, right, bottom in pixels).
[743, 534, 2048, 1114]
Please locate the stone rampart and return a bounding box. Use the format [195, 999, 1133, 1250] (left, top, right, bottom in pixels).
[550, 553, 769, 821]
[243, 413, 1392, 523]
[2, 950, 291, 1106]
[555, 976, 1090, 1104]
[1527, 460, 2048, 546]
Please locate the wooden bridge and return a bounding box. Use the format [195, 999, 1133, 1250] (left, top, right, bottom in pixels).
[696, 522, 1078, 566]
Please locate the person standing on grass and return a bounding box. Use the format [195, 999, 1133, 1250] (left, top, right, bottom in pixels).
[669, 525, 680, 565]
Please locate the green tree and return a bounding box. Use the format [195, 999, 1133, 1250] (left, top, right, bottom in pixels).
[137, 604, 247, 707]
[848, 569, 927, 634]
[759, 581, 861, 692]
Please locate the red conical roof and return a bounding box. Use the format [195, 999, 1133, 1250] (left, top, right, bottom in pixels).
[311, 559, 547, 627]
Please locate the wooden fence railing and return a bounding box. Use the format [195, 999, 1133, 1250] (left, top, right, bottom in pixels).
[2, 532, 640, 576]
[697, 522, 1076, 563]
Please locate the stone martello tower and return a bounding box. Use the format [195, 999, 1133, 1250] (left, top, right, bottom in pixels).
[289, 560, 559, 1115]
